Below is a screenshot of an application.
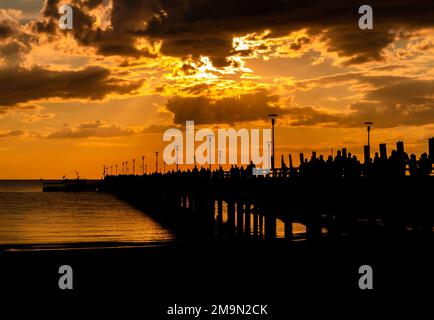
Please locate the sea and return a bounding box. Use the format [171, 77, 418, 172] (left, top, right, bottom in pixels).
[0, 180, 174, 250]
[0, 180, 310, 251]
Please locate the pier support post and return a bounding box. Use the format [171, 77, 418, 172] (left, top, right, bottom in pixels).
[217, 199, 223, 223]
[253, 207, 259, 238]
[227, 200, 235, 233]
[306, 213, 321, 241]
[264, 208, 276, 239]
[244, 203, 251, 237]
[237, 202, 244, 236]
[216, 199, 223, 236]
[284, 217, 293, 241]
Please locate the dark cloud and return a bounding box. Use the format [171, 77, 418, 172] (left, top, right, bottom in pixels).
[34, 0, 158, 58]
[0, 66, 143, 110]
[294, 72, 408, 90]
[164, 73, 434, 128]
[0, 9, 36, 65]
[165, 89, 289, 125]
[0, 22, 14, 39]
[288, 78, 434, 128]
[77, 119, 105, 129]
[141, 0, 434, 65]
[285, 107, 342, 127]
[47, 120, 135, 139]
[181, 83, 213, 95]
[0, 129, 26, 138]
[141, 124, 179, 134]
[28, 0, 434, 64]
[0, 1, 44, 21]
[290, 36, 310, 51]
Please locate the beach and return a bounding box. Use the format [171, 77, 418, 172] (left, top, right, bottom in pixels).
[0, 180, 433, 315]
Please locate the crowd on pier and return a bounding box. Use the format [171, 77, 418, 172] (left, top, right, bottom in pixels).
[296, 150, 432, 178]
[154, 148, 432, 179]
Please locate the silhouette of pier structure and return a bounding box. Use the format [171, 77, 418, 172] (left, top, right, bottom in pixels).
[102, 138, 434, 241]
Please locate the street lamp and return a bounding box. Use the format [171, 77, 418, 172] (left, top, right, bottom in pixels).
[207, 134, 213, 171]
[141, 155, 145, 175]
[155, 151, 159, 173]
[267, 141, 271, 171]
[364, 121, 374, 149]
[268, 114, 279, 171]
[175, 145, 179, 171]
[364, 121, 374, 164]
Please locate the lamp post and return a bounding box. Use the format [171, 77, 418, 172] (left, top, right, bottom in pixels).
[207, 134, 213, 171]
[267, 141, 271, 171]
[155, 152, 159, 173]
[141, 156, 145, 175]
[364, 121, 373, 150]
[132, 158, 135, 175]
[268, 114, 279, 171]
[175, 145, 179, 171]
[364, 121, 374, 164]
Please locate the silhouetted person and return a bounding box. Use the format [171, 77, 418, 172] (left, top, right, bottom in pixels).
[408, 154, 418, 177]
[334, 150, 344, 177]
[246, 161, 256, 177]
[419, 153, 432, 176]
[325, 155, 335, 178]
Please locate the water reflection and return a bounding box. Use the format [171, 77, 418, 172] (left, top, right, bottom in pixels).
[209, 199, 311, 239]
[0, 182, 174, 247]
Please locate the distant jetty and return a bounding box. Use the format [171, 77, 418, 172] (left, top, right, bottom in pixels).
[42, 179, 100, 192]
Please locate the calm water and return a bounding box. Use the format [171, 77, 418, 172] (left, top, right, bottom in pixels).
[0, 180, 174, 249]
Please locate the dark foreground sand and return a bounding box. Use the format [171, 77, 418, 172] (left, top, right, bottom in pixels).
[1, 237, 433, 314]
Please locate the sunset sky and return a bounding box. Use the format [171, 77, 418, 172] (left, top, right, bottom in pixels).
[1, 0, 434, 178]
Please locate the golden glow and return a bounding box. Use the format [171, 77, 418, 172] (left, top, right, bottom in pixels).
[1, 3, 433, 178]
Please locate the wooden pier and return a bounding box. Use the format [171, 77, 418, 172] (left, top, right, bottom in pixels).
[102, 174, 434, 240]
[101, 138, 434, 240]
